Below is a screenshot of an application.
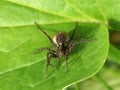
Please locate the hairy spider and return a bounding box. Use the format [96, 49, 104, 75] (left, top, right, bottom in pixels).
[34, 22, 79, 73]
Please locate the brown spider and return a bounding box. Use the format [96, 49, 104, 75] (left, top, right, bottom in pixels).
[34, 22, 80, 73]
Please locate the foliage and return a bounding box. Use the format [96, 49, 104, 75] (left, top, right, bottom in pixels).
[0, 0, 119, 90]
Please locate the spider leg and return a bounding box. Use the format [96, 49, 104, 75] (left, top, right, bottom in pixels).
[65, 55, 68, 72]
[32, 47, 54, 54]
[65, 50, 69, 72]
[73, 36, 94, 45]
[67, 36, 93, 51]
[34, 22, 56, 48]
[67, 22, 78, 46]
[46, 51, 57, 74]
[74, 36, 88, 40]
[74, 36, 92, 41]
[46, 52, 51, 74]
[68, 41, 74, 52]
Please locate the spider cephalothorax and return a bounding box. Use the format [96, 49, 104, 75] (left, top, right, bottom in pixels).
[53, 32, 68, 57]
[53, 32, 68, 46]
[34, 22, 78, 73]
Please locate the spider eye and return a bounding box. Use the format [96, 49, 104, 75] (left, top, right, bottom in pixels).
[53, 32, 68, 45]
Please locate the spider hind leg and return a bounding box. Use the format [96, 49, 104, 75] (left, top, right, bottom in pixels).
[46, 51, 57, 74]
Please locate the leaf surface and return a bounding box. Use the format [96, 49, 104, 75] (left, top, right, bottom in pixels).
[0, 0, 117, 90]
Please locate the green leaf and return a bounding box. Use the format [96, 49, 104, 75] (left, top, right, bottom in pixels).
[0, 0, 113, 90]
[0, 24, 108, 90]
[67, 61, 120, 90]
[108, 44, 120, 64]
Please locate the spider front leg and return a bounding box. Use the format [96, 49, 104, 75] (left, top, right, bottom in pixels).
[67, 22, 78, 46]
[34, 22, 56, 48]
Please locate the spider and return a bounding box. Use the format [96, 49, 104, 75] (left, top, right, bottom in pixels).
[34, 22, 81, 73]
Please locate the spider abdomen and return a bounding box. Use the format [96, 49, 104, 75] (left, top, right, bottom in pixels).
[56, 46, 67, 57]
